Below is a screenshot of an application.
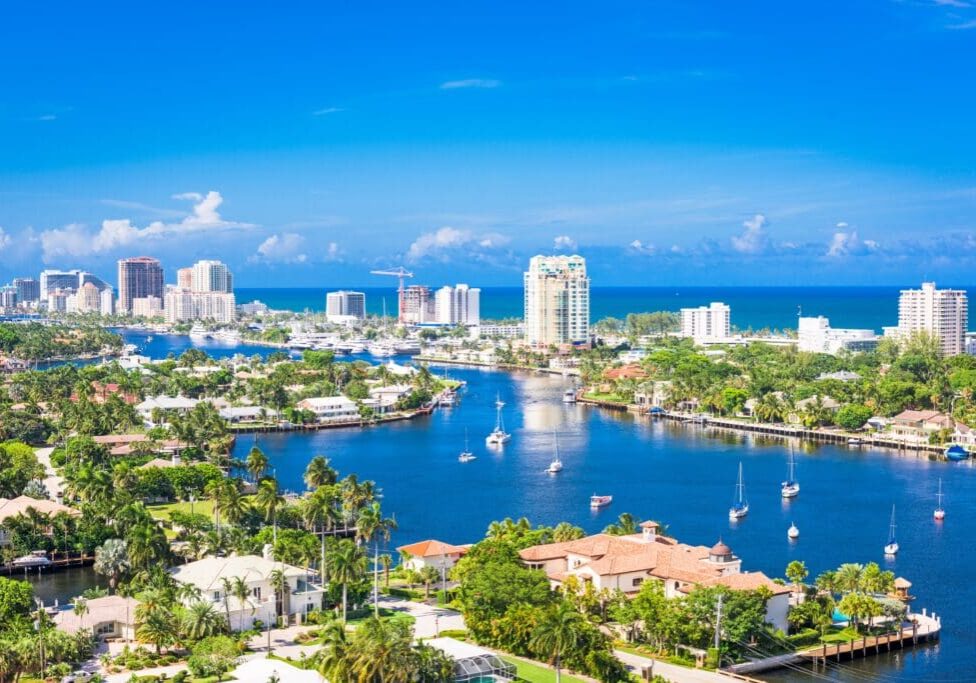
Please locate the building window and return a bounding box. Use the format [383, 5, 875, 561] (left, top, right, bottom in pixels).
[252, 587, 261, 600]
[632, 578, 643, 588]
[213, 591, 221, 601]
[96, 623, 115, 635]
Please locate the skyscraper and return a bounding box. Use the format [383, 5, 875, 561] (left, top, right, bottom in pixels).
[895, 281, 968, 356]
[117, 257, 164, 313]
[39, 270, 108, 298]
[13, 278, 40, 303]
[434, 284, 481, 325]
[523, 255, 590, 347]
[326, 290, 366, 319]
[191, 260, 233, 293]
[401, 285, 436, 324]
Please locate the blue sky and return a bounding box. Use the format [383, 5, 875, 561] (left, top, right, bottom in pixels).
[1, 1, 975, 287]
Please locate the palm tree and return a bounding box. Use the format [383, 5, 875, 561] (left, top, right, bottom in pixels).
[328, 539, 367, 623]
[303, 485, 340, 576]
[530, 601, 586, 683]
[73, 597, 88, 630]
[126, 522, 170, 571]
[245, 445, 269, 482]
[357, 501, 397, 615]
[181, 600, 227, 640]
[220, 577, 235, 631]
[231, 576, 254, 632]
[303, 455, 336, 490]
[136, 606, 175, 654]
[254, 478, 285, 542]
[269, 568, 289, 623]
[93, 538, 130, 593]
[378, 553, 393, 588]
[419, 565, 440, 602]
[315, 620, 351, 681]
[836, 563, 865, 594]
[603, 512, 640, 536]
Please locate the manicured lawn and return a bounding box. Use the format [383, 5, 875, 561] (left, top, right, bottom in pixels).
[147, 498, 216, 520]
[500, 656, 588, 683]
[583, 392, 628, 404]
[346, 607, 416, 628]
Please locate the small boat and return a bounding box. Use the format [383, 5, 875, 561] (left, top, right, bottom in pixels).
[944, 444, 970, 462]
[12, 550, 51, 568]
[562, 388, 577, 404]
[188, 324, 210, 340]
[439, 392, 457, 407]
[884, 505, 899, 556]
[546, 431, 563, 473]
[458, 429, 476, 463]
[788, 523, 800, 540]
[847, 438, 862, 447]
[729, 462, 749, 520]
[934, 478, 945, 521]
[781, 446, 800, 499]
[590, 494, 613, 508]
[486, 394, 511, 446]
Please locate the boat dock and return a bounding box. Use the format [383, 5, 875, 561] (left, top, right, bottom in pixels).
[799, 611, 941, 666]
[1, 553, 94, 576]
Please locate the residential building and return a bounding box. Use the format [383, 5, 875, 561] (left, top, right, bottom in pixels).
[891, 282, 968, 356]
[0, 497, 80, 545]
[46, 289, 71, 313]
[117, 257, 164, 313]
[177, 267, 193, 289]
[326, 290, 366, 320]
[889, 410, 954, 445]
[523, 255, 590, 347]
[229, 659, 325, 683]
[53, 595, 139, 641]
[396, 539, 469, 572]
[40, 269, 80, 298]
[136, 395, 200, 422]
[75, 282, 102, 313]
[169, 552, 325, 630]
[797, 316, 878, 355]
[239, 300, 269, 315]
[132, 295, 164, 318]
[13, 278, 40, 303]
[680, 302, 731, 343]
[519, 522, 790, 632]
[0, 286, 16, 310]
[100, 287, 115, 315]
[296, 396, 361, 422]
[402, 285, 436, 324]
[191, 259, 234, 293]
[476, 323, 524, 339]
[164, 288, 236, 323]
[434, 284, 481, 325]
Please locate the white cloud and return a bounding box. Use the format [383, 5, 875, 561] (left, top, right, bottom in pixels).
[253, 233, 308, 263]
[553, 235, 577, 251]
[405, 226, 509, 263]
[325, 241, 341, 261]
[440, 78, 501, 90]
[730, 214, 770, 254]
[40, 191, 253, 262]
[934, 0, 970, 7]
[313, 107, 344, 116]
[0, 227, 10, 249]
[628, 239, 655, 254]
[826, 224, 879, 258]
[947, 19, 976, 28]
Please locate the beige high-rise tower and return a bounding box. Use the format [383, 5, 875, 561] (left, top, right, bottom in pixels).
[895, 281, 968, 356]
[523, 255, 590, 347]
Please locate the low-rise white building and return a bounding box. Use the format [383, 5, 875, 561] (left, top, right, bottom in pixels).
[169, 552, 325, 630]
[54, 595, 139, 641]
[396, 539, 469, 573]
[798, 316, 878, 355]
[296, 396, 360, 422]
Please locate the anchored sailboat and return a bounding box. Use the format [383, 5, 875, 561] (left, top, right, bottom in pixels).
[729, 462, 749, 520]
[458, 429, 476, 463]
[781, 446, 800, 498]
[546, 431, 563, 473]
[884, 505, 899, 556]
[934, 479, 945, 521]
[486, 393, 511, 446]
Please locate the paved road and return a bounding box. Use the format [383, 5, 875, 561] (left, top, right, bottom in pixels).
[615, 649, 732, 683]
[34, 446, 64, 500]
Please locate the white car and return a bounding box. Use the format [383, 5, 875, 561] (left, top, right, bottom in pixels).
[61, 672, 92, 683]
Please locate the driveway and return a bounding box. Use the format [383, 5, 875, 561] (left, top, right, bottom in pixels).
[35, 446, 64, 499]
[377, 596, 466, 638]
[615, 649, 732, 683]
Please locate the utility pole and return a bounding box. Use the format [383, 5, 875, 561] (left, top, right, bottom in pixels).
[714, 593, 724, 652]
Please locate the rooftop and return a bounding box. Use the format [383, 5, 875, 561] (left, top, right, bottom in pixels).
[397, 539, 468, 557]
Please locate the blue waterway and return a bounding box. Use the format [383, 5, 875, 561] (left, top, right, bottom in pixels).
[236, 286, 976, 333]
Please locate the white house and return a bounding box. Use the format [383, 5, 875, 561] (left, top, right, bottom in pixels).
[53, 595, 139, 641]
[169, 551, 325, 630]
[229, 658, 325, 683]
[296, 396, 360, 422]
[136, 395, 200, 422]
[396, 539, 469, 572]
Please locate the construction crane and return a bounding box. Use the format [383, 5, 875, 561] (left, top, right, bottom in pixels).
[369, 267, 414, 322]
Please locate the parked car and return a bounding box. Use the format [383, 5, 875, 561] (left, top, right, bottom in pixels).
[61, 672, 92, 683]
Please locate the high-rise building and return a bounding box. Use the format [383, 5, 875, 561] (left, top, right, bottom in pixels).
[100, 288, 115, 316]
[164, 287, 236, 323]
[132, 296, 164, 318]
[75, 282, 102, 313]
[47, 289, 71, 313]
[401, 285, 436, 324]
[523, 255, 590, 347]
[191, 260, 233, 293]
[679, 302, 731, 343]
[39, 270, 107, 298]
[0, 286, 17, 309]
[435, 284, 481, 325]
[177, 268, 194, 290]
[13, 278, 40, 303]
[893, 281, 968, 356]
[326, 290, 366, 320]
[117, 257, 164, 313]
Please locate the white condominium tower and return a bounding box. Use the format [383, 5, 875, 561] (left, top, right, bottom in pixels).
[523, 255, 590, 347]
[896, 281, 968, 356]
[326, 290, 366, 319]
[191, 260, 233, 293]
[680, 302, 731, 343]
[435, 284, 480, 325]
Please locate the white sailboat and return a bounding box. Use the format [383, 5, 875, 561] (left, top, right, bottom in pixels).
[884, 505, 899, 556]
[729, 462, 749, 520]
[486, 394, 511, 446]
[458, 429, 476, 463]
[781, 446, 800, 498]
[934, 478, 945, 521]
[788, 522, 800, 540]
[546, 431, 563, 473]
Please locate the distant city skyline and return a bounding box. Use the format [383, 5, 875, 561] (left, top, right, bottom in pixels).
[3, 2, 976, 286]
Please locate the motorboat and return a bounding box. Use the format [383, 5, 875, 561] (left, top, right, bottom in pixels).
[788, 523, 800, 540]
[439, 392, 457, 407]
[884, 505, 899, 556]
[934, 478, 946, 521]
[847, 438, 862, 447]
[188, 324, 210, 340]
[485, 394, 511, 446]
[944, 444, 970, 462]
[562, 388, 577, 404]
[590, 494, 613, 508]
[546, 432, 563, 473]
[368, 343, 396, 358]
[729, 462, 749, 520]
[458, 430, 476, 463]
[781, 446, 800, 498]
[12, 550, 51, 568]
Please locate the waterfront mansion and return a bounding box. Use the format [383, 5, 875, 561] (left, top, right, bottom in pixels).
[519, 521, 790, 631]
[169, 548, 325, 630]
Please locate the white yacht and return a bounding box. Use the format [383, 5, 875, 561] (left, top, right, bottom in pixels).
[12, 550, 51, 568]
[546, 431, 563, 473]
[486, 394, 511, 446]
[729, 462, 749, 520]
[188, 324, 210, 340]
[788, 523, 800, 540]
[368, 343, 396, 358]
[563, 388, 577, 404]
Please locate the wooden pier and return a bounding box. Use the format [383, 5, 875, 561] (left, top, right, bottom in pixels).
[1, 553, 94, 576]
[799, 612, 941, 666]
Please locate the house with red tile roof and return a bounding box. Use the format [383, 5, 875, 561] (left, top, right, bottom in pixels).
[519, 521, 790, 631]
[396, 539, 469, 572]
